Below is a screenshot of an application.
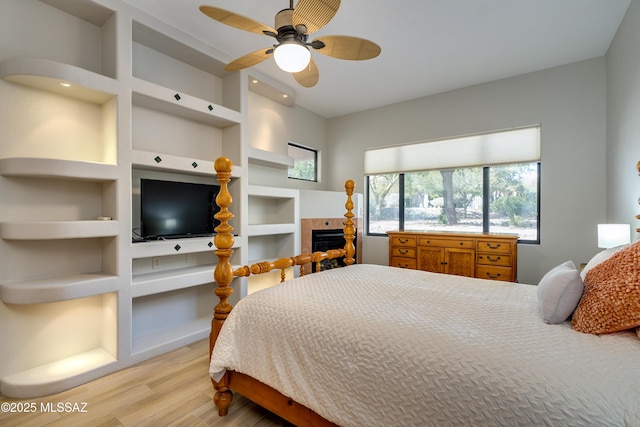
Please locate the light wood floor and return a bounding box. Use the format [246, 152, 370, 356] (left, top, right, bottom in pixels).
[0, 339, 293, 427]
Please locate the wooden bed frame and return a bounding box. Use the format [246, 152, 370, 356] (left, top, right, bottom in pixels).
[209, 157, 355, 426]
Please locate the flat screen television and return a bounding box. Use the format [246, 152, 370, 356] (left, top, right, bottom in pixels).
[140, 178, 220, 240]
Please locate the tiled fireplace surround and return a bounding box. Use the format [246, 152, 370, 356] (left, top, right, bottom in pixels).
[301, 218, 363, 270]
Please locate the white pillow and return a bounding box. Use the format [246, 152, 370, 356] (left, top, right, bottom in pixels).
[537, 260, 584, 324]
[580, 244, 628, 280]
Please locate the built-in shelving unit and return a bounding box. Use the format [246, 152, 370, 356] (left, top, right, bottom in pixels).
[246, 186, 299, 293]
[0, 0, 304, 399]
[128, 10, 246, 362]
[0, 0, 252, 398]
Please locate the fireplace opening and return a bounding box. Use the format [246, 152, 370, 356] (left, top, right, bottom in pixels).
[311, 229, 357, 272]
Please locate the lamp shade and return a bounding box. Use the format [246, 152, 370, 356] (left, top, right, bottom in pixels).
[273, 41, 311, 73]
[597, 224, 631, 248]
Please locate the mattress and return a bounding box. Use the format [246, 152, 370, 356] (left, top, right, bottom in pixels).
[210, 264, 640, 426]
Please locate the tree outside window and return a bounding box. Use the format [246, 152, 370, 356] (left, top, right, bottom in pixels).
[368, 162, 539, 242]
[288, 143, 317, 182]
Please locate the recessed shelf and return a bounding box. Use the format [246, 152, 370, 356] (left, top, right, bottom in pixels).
[132, 78, 241, 128]
[132, 20, 227, 82]
[248, 223, 297, 236]
[0, 220, 119, 240]
[40, 0, 115, 27]
[131, 317, 211, 356]
[131, 235, 243, 259]
[1, 273, 119, 304]
[131, 265, 216, 298]
[0, 57, 117, 104]
[131, 149, 244, 177]
[0, 157, 118, 181]
[0, 347, 117, 398]
[248, 148, 295, 169]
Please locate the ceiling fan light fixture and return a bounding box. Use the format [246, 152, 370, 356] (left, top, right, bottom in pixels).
[273, 41, 311, 73]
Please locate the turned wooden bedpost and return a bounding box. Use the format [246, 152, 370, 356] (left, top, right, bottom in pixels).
[344, 179, 356, 265]
[210, 157, 234, 415]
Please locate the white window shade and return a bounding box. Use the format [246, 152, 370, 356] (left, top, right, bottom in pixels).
[364, 126, 540, 175]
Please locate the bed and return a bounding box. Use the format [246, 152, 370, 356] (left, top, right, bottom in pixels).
[208, 157, 640, 426]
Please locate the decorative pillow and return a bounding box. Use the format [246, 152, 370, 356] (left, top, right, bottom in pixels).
[537, 261, 584, 324]
[572, 241, 640, 334]
[580, 244, 628, 280]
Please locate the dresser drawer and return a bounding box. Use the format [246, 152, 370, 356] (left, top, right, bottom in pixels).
[392, 247, 416, 258]
[476, 253, 512, 267]
[476, 265, 512, 282]
[476, 239, 512, 254]
[391, 236, 416, 247]
[418, 238, 474, 249]
[390, 257, 417, 269]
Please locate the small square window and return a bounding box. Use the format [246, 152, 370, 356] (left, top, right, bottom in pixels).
[288, 143, 317, 182]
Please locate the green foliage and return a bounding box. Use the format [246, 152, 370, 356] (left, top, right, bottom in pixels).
[368, 174, 399, 220]
[288, 160, 316, 181]
[368, 162, 538, 233]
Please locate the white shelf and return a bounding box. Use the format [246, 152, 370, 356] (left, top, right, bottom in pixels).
[130, 236, 222, 259]
[0, 220, 119, 240]
[132, 77, 241, 128]
[131, 317, 210, 356]
[248, 184, 299, 198]
[1, 274, 119, 304]
[248, 223, 297, 236]
[131, 149, 244, 177]
[131, 265, 215, 297]
[248, 147, 294, 169]
[0, 347, 117, 398]
[0, 157, 118, 181]
[0, 57, 117, 104]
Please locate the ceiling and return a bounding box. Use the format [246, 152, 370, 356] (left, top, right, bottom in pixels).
[121, 0, 631, 118]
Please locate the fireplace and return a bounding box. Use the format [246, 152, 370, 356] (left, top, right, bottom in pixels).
[301, 217, 363, 274]
[311, 229, 357, 272]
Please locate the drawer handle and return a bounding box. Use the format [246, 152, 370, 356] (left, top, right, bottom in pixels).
[399, 249, 409, 254]
[396, 263, 410, 268]
[486, 243, 501, 249]
[459, 241, 464, 246]
[399, 238, 409, 244]
[486, 256, 501, 263]
[486, 272, 501, 279]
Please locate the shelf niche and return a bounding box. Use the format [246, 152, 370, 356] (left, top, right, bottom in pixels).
[0, 292, 118, 398]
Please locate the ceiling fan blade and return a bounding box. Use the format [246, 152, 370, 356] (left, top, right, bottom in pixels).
[293, 58, 319, 88]
[292, 0, 341, 34]
[313, 35, 381, 60]
[224, 48, 273, 72]
[200, 5, 275, 35]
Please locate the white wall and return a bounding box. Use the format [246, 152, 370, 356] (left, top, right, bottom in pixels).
[248, 91, 328, 190]
[326, 58, 608, 285]
[606, 0, 640, 234]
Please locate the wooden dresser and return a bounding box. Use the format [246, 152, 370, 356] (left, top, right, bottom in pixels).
[387, 231, 518, 282]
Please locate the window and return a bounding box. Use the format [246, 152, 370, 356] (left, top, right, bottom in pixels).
[366, 126, 540, 243]
[288, 143, 317, 182]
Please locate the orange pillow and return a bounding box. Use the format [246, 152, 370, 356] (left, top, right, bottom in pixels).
[572, 241, 640, 334]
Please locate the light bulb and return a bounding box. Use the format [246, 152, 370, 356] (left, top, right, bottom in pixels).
[273, 41, 311, 73]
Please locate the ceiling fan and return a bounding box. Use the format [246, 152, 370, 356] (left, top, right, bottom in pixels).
[199, 0, 381, 88]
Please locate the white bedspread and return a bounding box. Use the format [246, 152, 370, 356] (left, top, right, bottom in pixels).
[210, 264, 640, 427]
